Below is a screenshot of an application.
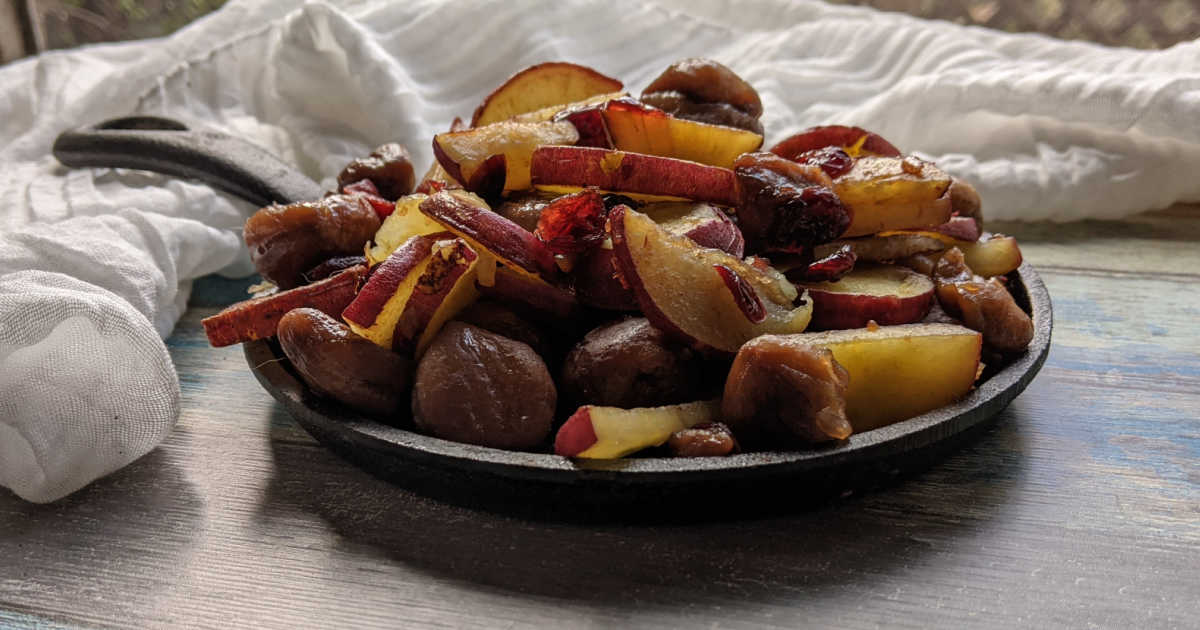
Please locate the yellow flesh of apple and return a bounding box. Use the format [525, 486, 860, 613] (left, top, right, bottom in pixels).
[365, 194, 445, 266]
[475, 70, 622, 126]
[641, 202, 714, 231]
[604, 107, 762, 169]
[576, 399, 721, 459]
[783, 323, 982, 432]
[960, 236, 1022, 277]
[835, 157, 953, 237]
[436, 121, 579, 192]
[803, 264, 931, 298]
[870, 232, 1023, 278]
[510, 92, 627, 123]
[620, 209, 810, 353]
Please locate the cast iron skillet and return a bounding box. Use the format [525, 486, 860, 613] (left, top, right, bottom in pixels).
[55, 116, 1052, 517]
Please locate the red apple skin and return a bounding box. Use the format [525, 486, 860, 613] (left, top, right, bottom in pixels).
[432, 138, 509, 199]
[903, 215, 981, 242]
[554, 407, 600, 456]
[464, 153, 507, 200]
[431, 137, 466, 187]
[478, 267, 582, 321]
[470, 61, 623, 127]
[798, 265, 935, 331]
[769, 125, 901, 160]
[806, 287, 934, 331]
[201, 266, 366, 348]
[643, 202, 745, 257]
[342, 233, 443, 329]
[419, 191, 558, 279]
[574, 247, 639, 310]
[680, 208, 744, 257]
[529, 146, 739, 206]
[557, 106, 612, 148]
[391, 239, 477, 354]
[714, 264, 767, 323]
[609, 207, 699, 346]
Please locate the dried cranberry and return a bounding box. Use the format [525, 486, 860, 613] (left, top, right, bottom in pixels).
[668, 422, 739, 457]
[797, 146, 854, 179]
[342, 178, 396, 219]
[714, 264, 766, 323]
[785, 245, 857, 283]
[535, 190, 609, 255]
[734, 152, 851, 254]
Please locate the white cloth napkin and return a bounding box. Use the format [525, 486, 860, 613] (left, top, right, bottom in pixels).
[2, 0, 1198, 502]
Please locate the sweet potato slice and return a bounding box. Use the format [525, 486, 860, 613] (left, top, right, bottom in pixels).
[202, 266, 366, 348]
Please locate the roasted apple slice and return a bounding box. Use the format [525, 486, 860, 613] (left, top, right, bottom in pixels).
[364, 194, 448, 266]
[643, 201, 745, 257]
[813, 232, 948, 263]
[601, 98, 762, 169]
[795, 263, 934, 330]
[760, 323, 983, 432]
[871, 230, 1022, 278]
[342, 233, 479, 355]
[471, 62, 623, 127]
[609, 205, 810, 353]
[414, 159, 461, 194]
[530, 146, 739, 206]
[512, 91, 626, 124]
[573, 245, 638, 311]
[906, 215, 981, 243]
[201, 266, 367, 348]
[834, 156, 953, 237]
[478, 266, 581, 321]
[554, 399, 721, 458]
[769, 125, 901, 161]
[419, 190, 558, 280]
[554, 103, 613, 148]
[960, 235, 1023, 278]
[433, 120, 579, 194]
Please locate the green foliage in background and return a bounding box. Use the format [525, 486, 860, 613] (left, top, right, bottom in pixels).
[40, 0, 228, 49]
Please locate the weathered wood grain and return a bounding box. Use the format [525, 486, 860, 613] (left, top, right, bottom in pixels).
[1, 207, 1198, 630]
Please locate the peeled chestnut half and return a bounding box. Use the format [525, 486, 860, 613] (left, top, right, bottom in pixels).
[413, 322, 556, 450]
[277, 308, 413, 418]
[561, 317, 704, 409]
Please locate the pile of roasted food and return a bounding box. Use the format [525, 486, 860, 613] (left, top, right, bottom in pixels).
[203, 59, 1034, 459]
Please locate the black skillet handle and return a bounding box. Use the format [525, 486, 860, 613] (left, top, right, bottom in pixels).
[52, 116, 324, 207]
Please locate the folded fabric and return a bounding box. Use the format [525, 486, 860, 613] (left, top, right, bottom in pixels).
[1, 0, 1198, 502]
[0, 211, 238, 502]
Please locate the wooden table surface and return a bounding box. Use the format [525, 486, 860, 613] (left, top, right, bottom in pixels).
[1, 206, 1198, 629]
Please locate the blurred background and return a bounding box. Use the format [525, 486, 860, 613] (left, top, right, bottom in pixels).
[1, 0, 1198, 65]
